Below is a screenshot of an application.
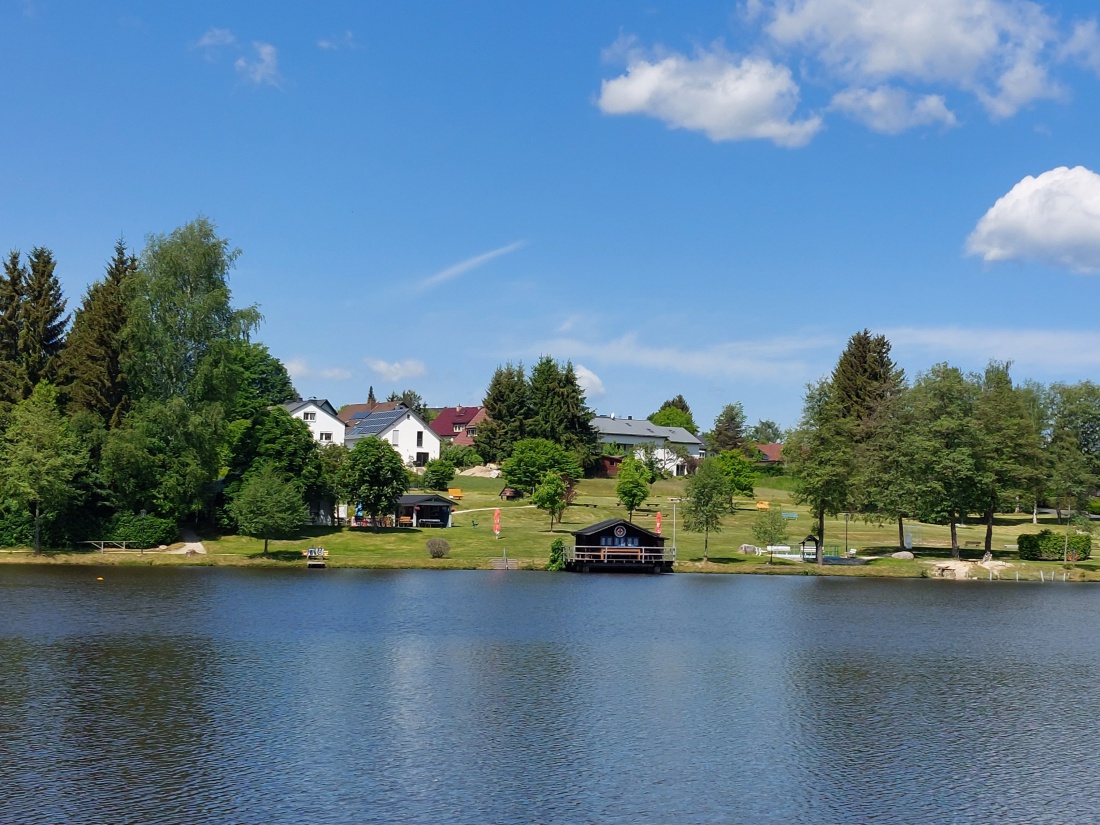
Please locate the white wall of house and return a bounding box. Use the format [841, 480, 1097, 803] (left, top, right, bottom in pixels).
[345, 410, 441, 466]
[293, 401, 346, 446]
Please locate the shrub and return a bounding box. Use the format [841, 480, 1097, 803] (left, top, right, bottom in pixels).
[440, 443, 482, 469]
[1089, 498, 1100, 517]
[422, 459, 456, 490]
[426, 537, 451, 558]
[1018, 529, 1092, 561]
[106, 512, 179, 548]
[548, 538, 566, 571]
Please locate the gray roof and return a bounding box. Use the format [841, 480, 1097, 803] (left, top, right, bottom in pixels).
[590, 416, 703, 446]
[281, 398, 341, 420]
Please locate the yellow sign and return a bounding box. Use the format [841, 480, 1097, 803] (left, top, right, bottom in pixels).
[755, 500, 770, 510]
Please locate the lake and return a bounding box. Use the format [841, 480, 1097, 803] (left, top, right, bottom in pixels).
[1, 566, 1098, 824]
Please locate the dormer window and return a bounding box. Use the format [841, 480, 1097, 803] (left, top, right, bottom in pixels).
[453, 423, 465, 433]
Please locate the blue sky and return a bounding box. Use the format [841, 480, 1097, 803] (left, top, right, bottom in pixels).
[4, 1, 1100, 431]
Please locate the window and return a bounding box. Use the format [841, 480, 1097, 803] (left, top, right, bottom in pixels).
[416, 431, 423, 447]
[319, 432, 332, 442]
[453, 423, 465, 433]
[466, 426, 477, 437]
[391, 430, 399, 446]
[303, 412, 316, 421]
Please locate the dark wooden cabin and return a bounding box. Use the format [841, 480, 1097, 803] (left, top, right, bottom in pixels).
[395, 494, 456, 528]
[568, 518, 673, 573]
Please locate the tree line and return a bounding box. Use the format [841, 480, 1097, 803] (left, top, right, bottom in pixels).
[786, 329, 1100, 559]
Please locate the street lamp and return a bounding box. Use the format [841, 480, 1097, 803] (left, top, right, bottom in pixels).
[842, 512, 851, 557]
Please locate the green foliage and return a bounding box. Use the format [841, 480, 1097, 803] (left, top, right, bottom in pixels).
[752, 508, 789, 548]
[440, 442, 482, 469]
[104, 511, 179, 547]
[747, 419, 783, 445]
[17, 247, 69, 398]
[1017, 529, 1092, 561]
[684, 458, 729, 561]
[501, 438, 582, 493]
[615, 455, 650, 519]
[1089, 497, 1100, 517]
[56, 240, 136, 427]
[709, 403, 746, 452]
[649, 406, 697, 435]
[714, 450, 757, 499]
[124, 217, 260, 403]
[476, 362, 529, 462]
[526, 356, 598, 466]
[223, 407, 319, 511]
[387, 389, 429, 419]
[0, 251, 25, 409]
[531, 471, 568, 530]
[0, 383, 87, 552]
[548, 537, 566, 571]
[229, 463, 308, 553]
[422, 458, 456, 490]
[426, 537, 451, 558]
[345, 436, 409, 530]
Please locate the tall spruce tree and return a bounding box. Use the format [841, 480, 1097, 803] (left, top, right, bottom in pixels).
[475, 361, 530, 462]
[709, 403, 747, 452]
[57, 240, 136, 427]
[17, 247, 69, 398]
[527, 356, 597, 466]
[0, 251, 26, 408]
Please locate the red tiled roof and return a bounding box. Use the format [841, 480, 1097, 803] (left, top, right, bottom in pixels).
[755, 442, 784, 463]
[429, 405, 489, 438]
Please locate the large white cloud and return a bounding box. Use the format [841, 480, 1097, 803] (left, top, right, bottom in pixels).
[598, 48, 823, 148]
[574, 364, 605, 398]
[966, 166, 1100, 272]
[765, 0, 1063, 118]
[830, 86, 957, 133]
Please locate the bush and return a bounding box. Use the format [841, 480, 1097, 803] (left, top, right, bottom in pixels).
[426, 537, 451, 558]
[1018, 529, 1092, 561]
[422, 459, 456, 490]
[106, 512, 179, 548]
[440, 443, 482, 469]
[548, 538, 566, 571]
[1089, 498, 1100, 517]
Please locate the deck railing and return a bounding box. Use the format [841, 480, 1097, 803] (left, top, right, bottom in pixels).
[567, 544, 676, 564]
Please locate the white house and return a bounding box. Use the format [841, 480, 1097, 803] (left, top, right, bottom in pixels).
[591, 414, 705, 476]
[280, 399, 346, 446]
[344, 406, 441, 466]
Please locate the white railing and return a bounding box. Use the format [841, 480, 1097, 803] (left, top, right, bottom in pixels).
[567, 544, 676, 563]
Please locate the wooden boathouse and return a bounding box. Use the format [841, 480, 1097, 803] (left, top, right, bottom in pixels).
[567, 518, 674, 573]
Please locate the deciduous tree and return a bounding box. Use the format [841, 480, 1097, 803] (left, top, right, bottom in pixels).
[229, 463, 308, 554]
[684, 457, 729, 562]
[501, 437, 582, 494]
[531, 471, 568, 531]
[345, 436, 408, 531]
[615, 455, 650, 521]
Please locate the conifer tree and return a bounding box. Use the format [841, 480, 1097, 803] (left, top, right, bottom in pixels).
[17, 247, 69, 397]
[709, 403, 746, 451]
[526, 356, 597, 466]
[57, 240, 136, 427]
[0, 251, 26, 408]
[476, 361, 529, 462]
[367, 385, 376, 405]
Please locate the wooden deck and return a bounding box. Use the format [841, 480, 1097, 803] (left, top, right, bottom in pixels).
[565, 544, 675, 573]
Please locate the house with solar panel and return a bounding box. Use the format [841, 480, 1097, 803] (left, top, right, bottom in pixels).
[280, 399, 346, 446]
[344, 406, 441, 466]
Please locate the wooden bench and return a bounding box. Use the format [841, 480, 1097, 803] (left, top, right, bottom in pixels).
[448, 488, 463, 500]
[398, 516, 413, 527]
[601, 547, 642, 560]
[963, 540, 982, 548]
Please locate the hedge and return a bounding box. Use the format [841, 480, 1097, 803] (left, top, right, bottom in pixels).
[1017, 529, 1092, 561]
[104, 512, 179, 548]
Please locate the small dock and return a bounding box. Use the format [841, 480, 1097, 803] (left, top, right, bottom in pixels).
[303, 547, 329, 568]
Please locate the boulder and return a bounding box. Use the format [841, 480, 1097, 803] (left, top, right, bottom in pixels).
[891, 550, 915, 560]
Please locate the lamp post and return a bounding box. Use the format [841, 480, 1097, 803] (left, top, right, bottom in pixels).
[139, 509, 147, 555]
[842, 512, 850, 557]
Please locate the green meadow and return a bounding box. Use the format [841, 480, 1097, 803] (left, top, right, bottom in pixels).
[5, 473, 1097, 581]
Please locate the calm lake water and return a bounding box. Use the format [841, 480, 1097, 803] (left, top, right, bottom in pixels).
[1, 567, 1099, 824]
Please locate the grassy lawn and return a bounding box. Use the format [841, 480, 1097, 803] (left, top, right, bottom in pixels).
[4, 472, 1095, 580]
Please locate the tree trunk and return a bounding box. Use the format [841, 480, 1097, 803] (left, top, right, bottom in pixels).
[33, 501, 40, 555]
[628, 508, 633, 523]
[949, 511, 959, 558]
[897, 516, 905, 551]
[816, 507, 825, 565]
[263, 536, 269, 555]
[984, 505, 994, 553]
[1032, 502, 1038, 525]
[703, 525, 709, 563]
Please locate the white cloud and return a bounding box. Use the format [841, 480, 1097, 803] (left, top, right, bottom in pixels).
[830, 86, 957, 133]
[235, 42, 281, 87]
[320, 367, 352, 380]
[536, 332, 836, 380]
[419, 241, 525, 290]
[574, 364, 605, 398]
[965, 166, 1100, 272]
[366, 358, 426, 382]
[318, 31, 358, 51]
[598, 46, 823, 148]
[1061, 19, 1100, 73]
[285, 358, 310, 379]
[764, 0, 1063, 118]
[888, 326, 1100, 371]
[196, 27, 235, 49]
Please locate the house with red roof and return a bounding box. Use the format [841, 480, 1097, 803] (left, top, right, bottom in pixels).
[430, 405, 489, 447]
